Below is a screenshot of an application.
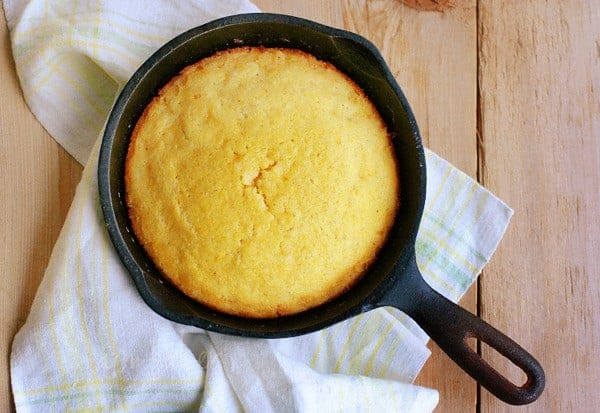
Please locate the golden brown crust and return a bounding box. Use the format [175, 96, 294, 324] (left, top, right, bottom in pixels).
[125, 47, 399, 318]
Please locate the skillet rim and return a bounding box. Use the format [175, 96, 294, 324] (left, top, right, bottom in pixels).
[98, 12, 427, 337]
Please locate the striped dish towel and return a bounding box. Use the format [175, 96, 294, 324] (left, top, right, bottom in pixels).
[5, 1, 513, 412]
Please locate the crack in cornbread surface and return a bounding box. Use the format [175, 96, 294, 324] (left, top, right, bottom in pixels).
[125, 47, 399, 318]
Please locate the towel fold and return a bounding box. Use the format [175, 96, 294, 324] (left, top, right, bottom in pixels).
[5, 0, 513, 411]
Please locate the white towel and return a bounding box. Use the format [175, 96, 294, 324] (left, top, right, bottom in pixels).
[5, 1, 513, 411]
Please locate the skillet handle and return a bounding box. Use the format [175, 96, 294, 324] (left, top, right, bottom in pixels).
[379, 256, 545, 405]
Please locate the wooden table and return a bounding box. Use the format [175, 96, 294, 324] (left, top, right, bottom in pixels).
[1, 1, 598, 411]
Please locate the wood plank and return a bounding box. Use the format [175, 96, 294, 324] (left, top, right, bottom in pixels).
[337, 4, 479, 413]
[253, 0, 344, 25]
[0, 8, 82, 411]
[255, 1, 479, 411]
[478, 1, 600, 411]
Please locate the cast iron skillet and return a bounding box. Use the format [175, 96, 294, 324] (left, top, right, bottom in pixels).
[98, 13, 545, 405]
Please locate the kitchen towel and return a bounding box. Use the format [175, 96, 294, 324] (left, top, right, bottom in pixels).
[5, 1, 513, 412]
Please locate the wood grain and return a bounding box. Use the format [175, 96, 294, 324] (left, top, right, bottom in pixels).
[478, 1, 600, 411]
[0, 6, 82, 411]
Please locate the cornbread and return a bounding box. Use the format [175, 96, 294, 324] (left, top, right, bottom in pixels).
[125, 47, 399, 318]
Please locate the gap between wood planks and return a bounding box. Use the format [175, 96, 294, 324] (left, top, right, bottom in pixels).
[475, 1, 483, 411]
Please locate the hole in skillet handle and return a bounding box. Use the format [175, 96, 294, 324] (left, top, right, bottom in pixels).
[377, 253, 545, 405]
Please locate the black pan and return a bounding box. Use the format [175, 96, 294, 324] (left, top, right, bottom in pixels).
[98, 13, 544, 405]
